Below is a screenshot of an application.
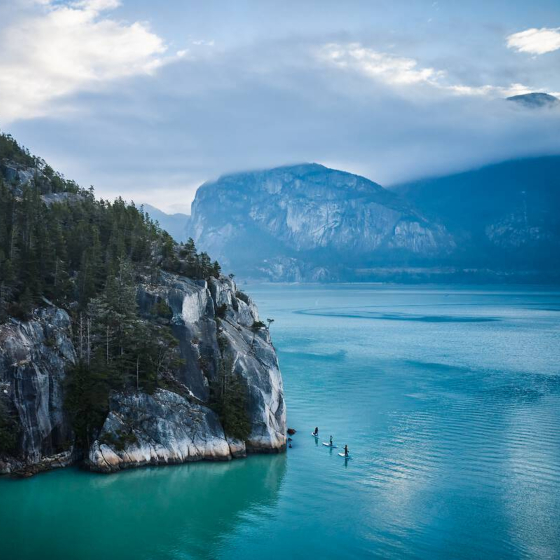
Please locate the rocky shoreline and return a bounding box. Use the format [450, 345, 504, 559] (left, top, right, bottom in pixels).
[0, 274, 286, 477]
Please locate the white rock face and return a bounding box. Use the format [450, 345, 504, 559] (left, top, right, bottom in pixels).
[390, 220, 454, 253]
[220, 317, 286, 453]
[88, 390, 232, 473]
[89, 272, 286, 472]
[181, 287, 209, 323]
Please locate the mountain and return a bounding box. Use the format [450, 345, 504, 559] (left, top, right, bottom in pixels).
[0, 133, 285, 476]
[506, 92, 560, 109]
[141, 203, 190, 242]
[394, 156, 560, 278]
[189, 159, 560, 282]
[189, 163, 455, 281]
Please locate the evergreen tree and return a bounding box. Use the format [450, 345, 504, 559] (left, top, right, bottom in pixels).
[210, 346, 251, 441]
[0, 395, 19, 454]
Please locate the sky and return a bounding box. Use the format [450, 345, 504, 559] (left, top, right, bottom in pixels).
[1, 0, 559, 213]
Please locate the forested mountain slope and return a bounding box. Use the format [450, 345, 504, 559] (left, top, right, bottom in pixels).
[395, 156, 560, 275]
[0, 134, 286, 475]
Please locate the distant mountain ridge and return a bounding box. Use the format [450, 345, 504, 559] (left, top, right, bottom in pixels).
[181, 158, 560, 283]
[140, 203, 190, 242]
[394, 156, 560, 275]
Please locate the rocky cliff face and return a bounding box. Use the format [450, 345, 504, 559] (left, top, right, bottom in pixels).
[0, 273, 286, 475]
[189, 163, 455, 281]
[0, 308, 76, 474]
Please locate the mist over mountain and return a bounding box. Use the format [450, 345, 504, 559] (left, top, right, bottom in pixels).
[394, 156, 560, 275]
[182, 158, 560, 283]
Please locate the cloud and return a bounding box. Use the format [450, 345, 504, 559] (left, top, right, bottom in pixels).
[4, 10, 560, 214]
[73, 0, 121, 11]
[318, 43, 536, 99]
[192, 39, 215, 47]
[0, 0, 170, 123]
[446, 83, 534, 98]
[319, 43, 442, 86]
[15, 35, 558, 214]
[507, 27, 560, 55]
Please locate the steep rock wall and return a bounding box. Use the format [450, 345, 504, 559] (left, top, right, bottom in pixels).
[0, 308, 75, 474]
[188, 163, 455, 281]
[1, 274, 286, 475]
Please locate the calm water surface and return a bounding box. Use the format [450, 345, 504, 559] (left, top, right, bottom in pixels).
[1, 285, 559, 560]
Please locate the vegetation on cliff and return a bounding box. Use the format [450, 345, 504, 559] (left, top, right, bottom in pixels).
[0, 396, 19, 454]
[0, 132, 244, 450]
[210, 336, 251, 441]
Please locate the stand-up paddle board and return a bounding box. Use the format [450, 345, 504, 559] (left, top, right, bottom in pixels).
[338, 453, 352, 459]
[323, 442, 337, 448]
[311, 433, 319, 438]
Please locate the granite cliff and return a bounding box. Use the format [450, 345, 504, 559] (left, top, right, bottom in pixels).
[0, 269, 286, 475]
[189, 163, 455, 281]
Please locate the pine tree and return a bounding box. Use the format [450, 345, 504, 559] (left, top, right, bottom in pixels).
[212, 260, 221, 278]
[210, 347, 251, 441]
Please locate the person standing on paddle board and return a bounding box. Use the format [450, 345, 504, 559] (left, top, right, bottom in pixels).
[329, 435, 333, 446]
[344, 445, 349, 457]
[313, 427, 319, 436]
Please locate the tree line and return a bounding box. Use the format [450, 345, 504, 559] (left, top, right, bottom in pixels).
[0, 133, 248, 452]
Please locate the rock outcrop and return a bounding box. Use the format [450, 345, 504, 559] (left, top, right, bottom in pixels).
[1, 273, 286, 475]
[87, 273, 286, 472]
[88, 390, 234, 472]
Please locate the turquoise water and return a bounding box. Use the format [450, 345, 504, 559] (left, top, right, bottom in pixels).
[1, 285, 560, 559]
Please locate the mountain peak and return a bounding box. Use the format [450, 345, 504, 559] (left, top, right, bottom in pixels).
[188, 163, 454, 280]
[506, 92, 560, 109]
[197, 163, 402, 216]
[211, 162, 341, 184]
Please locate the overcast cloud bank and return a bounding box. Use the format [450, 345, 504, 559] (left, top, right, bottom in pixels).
[1, 0, 559, 213]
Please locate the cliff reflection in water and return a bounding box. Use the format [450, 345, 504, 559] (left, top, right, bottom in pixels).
[0, 454, 287, 560]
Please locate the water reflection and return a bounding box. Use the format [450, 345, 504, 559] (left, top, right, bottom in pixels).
[0, 455, 287, 560]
